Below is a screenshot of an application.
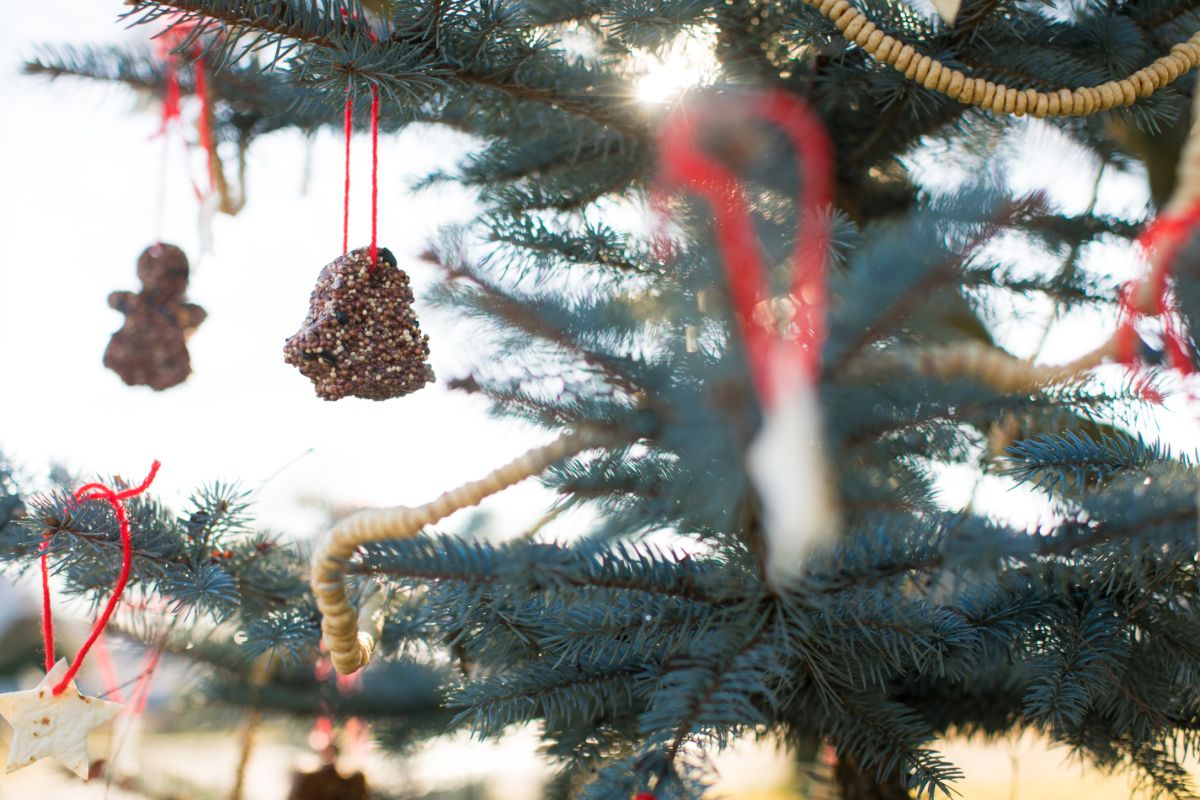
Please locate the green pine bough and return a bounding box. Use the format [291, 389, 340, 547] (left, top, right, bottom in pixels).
[12, 0, 1200, 798]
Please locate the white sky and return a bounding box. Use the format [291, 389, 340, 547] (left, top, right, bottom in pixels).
[4, 4, 1200, 798]
[3, 0, 1198, 548]
[0, 0, 560, 544]
[3, 0, 1198, 562]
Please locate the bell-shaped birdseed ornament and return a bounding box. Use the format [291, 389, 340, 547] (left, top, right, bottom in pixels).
[284, 246, 434, 401]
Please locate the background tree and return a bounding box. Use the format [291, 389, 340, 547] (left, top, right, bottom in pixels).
[11, 0, 1200, 797]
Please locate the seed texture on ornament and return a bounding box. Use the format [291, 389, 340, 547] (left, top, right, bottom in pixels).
[283, 246, 434, 401]
[104, 243, 206, 390]
[0, 658, 121, 778]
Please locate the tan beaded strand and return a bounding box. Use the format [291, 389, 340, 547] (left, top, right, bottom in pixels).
[846, 339, 1118, 392]
[849, 75, 1200, 391]
[311, 428, 612, 675]
[808, 0, 1200, 116]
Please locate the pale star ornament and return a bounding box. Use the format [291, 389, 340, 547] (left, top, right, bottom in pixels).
[0, 658, 121, 778]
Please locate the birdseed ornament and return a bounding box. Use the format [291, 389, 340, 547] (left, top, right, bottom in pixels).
[104, 243, 206, 390]
[283, 246, 434, 401]
[0, 659, 121, 778]
[657, 90, 838, 589]
[286, 63, 432, 401]
[288, 763, 369, 800]
[0, 462, 160, 779]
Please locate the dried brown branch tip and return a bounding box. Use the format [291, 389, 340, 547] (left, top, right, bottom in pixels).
[284, 246, 435, 401]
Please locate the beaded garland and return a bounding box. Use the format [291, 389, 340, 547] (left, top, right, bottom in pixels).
[808, 0, 1200, 117]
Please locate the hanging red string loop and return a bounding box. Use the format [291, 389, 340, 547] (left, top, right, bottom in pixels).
[343, 79, 354, 257]
[370, 84, 380, 270]
[153, 22, 217, 229]
[656, 90, 834, 406]
[338, 8, 383, 268]
[157, 51, 182, 135]
[39, 541, 54, 673]
[340, 82, 381, 268]
[40, 461, 161, 696]
[1114, 201, 1200, 393]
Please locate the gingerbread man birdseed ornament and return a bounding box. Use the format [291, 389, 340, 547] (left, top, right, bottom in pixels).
[104, 243, 206, 390]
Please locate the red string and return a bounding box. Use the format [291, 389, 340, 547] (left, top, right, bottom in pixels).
[158, 53, 182, 135]
[194, 52, 216, 197]
[1115, 201, 1200, 382]
[338, 8, 383, 266]
[343, 81, 354, 257]
[96, 623, 164, 713]
[40, 541, 54, 673]
[656, 90, 834, 406]
[370, 85, 380, 270]
[40, 461, 160, 696]
[154, 22, 214, 227]
[131, 647, 163, 715]
[93, 633, 125, 705]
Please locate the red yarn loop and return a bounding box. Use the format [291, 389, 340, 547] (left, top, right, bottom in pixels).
[40, 461, 161, 696]
[39, 541, 54, 673]
[1116, 201, 1200, 384]
[656, 90, 834, 407]
[343, 80, 354, 257]
[341, 83, 383, 269]
[339, 11, 384, 269]
[370, 84, 381, 270]
[153, 22, 216, 219]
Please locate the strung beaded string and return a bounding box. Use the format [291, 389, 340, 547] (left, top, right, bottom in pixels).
[311, 429, 613, 675]
[807, 0, 1200, 117]
[850, 77, 1200, 391]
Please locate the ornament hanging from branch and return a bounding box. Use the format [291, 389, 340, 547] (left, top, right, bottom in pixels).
[0, 659, 120, 778]
[656, 89, 838, 589]
[0, 463, 160, 778]
[105, 244, 206, 391]
[284, 247, 433, 401]
[284, 62, 433, 401]
[288, 763, 369, 800]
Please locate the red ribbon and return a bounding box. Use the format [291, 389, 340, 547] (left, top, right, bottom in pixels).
[155, 24, 216, 206]
[1115, 201, 1200, 389]
[41, 462, 160, 696]
[656, 90, 834, 407]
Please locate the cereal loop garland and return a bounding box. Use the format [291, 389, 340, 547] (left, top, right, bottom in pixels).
[311, 429, 613, 675]
[809, 0, 1200, 116]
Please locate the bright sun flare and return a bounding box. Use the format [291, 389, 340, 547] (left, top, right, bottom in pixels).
[632, 27, 719, 105]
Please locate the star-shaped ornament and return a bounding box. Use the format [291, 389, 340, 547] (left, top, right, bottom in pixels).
[0, 658, 121, 778]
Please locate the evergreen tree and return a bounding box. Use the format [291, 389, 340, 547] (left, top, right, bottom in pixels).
[13, 0, 1200, 797]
